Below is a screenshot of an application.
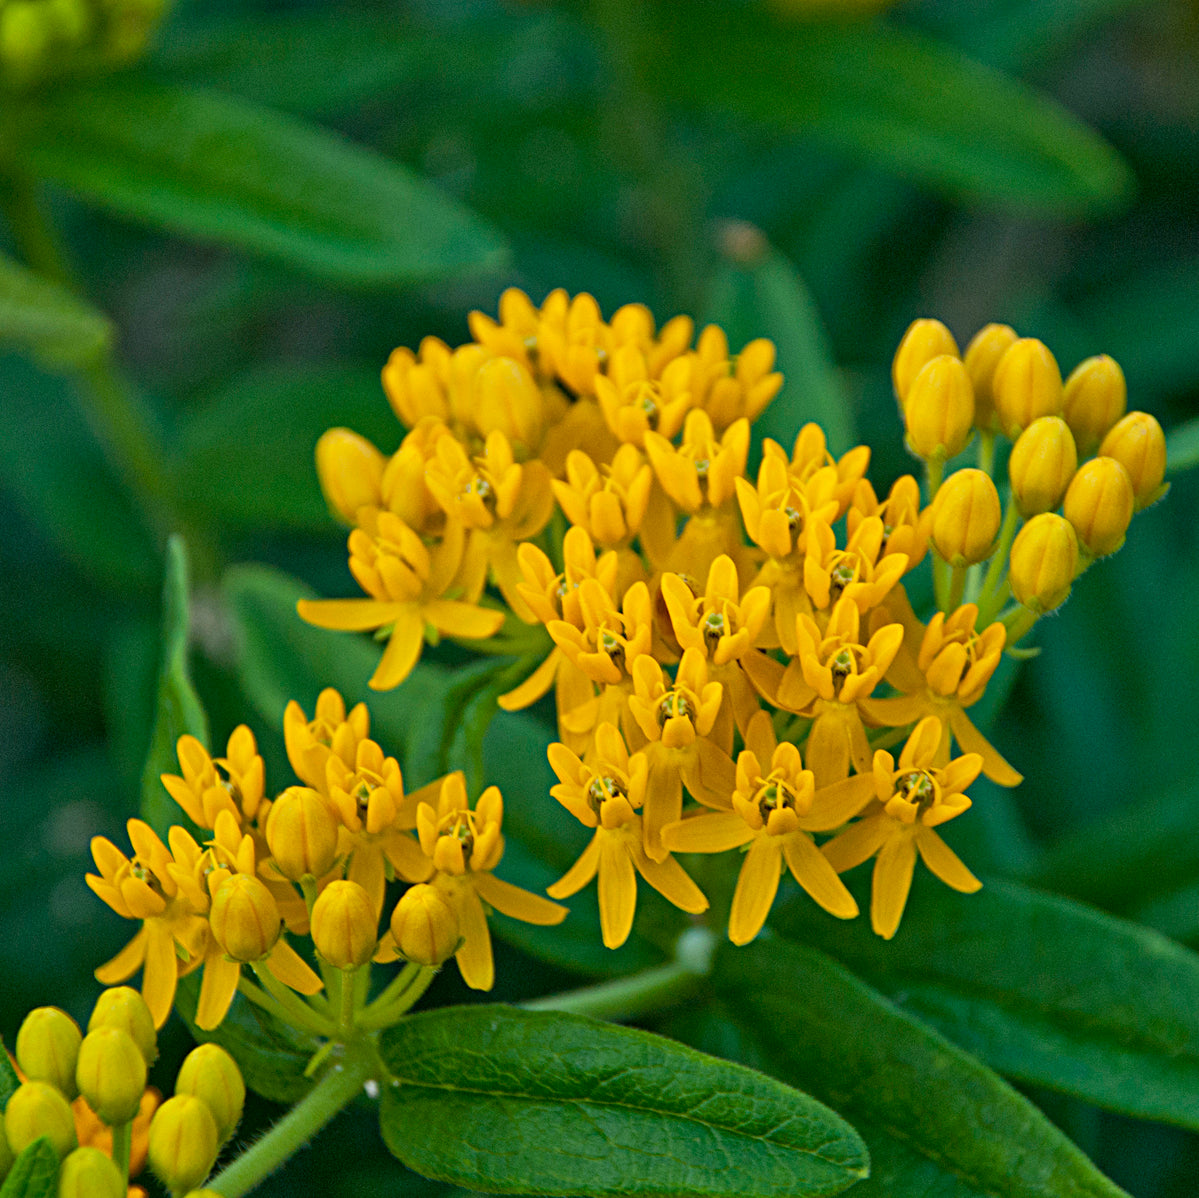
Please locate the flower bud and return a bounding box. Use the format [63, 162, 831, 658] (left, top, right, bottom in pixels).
[1063, 457, 1135, 559]
[4, 1081, 77, 1159]
[390, 884, 459, 968]
[265, 786, 339, 881]
[58, 1146, 125, 1198]
[88, 987, 157, 1067]
[315, 429, 385, 524]
[1009, 514, 1079, 614]
[1099, 411, 1168, 510]
[209, 874, 282, 963]
[931, 469, 1001, 567]
[148, 1095, 220, 1195]
[15, 1007, 82, 1098]
[312, 880, 378, 969]
[892, 318, 959, 407]
[992, 338, 1063, 438]
[1062, 355, 1126, 455]
[904, 355, 975, 461]
[964, 323, 1018, 433]
[474, 356, 544, 450]
[175, 1044, 245, 1146]
[1008, 416, 1077, 517]
[75, 1026, 147, 1126]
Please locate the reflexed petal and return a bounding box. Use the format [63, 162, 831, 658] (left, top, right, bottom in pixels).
[384, 832, 434, 885]
[631, 844, 707, 914]
[94, 928, 147, 984]
[660, 811, 752, 854]
[425, 599, 506, 640]
[196, 951, 241, 1031]
[782, 835, 858, 919]
[641, 754, 683, 863]
[949, 709, 1023, 786]
[143, 920, 180, 1027]
[453, 887, 495, 991]
[266, 939, 324, 995]
[475, 873, 568, 925]
[728, 839, 782, 946]
[801, 774, 877, 832]
[871, 832, 918, 939]
[297, 598, 402, 631]
[688, 738, 736, 809]
[348, 846, 387, 916]
[821, 811, 890, 873]
[916, 828, 982, 893]
[547, 834, 601, 899]
[371, 608, 425, 690]
[498, 650, 561, 712]
[90, 835, 130, 880]
[597, 834, 638, 949]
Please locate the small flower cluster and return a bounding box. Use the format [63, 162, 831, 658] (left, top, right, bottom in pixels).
[2, 985, 242, 1197]
[307, 292, 1166, 946]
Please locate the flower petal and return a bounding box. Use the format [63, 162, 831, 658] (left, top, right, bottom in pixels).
[94, 928, 147, 985]
[949, 709, 1023, 787]
[782, 834, 858, 920]
[370, 607, 425, 690]
[424, 599, 505, 640]
[915, 827, 982, 893]
[142, 919, 180, 1028]
[196, 950, 241, 1031]
[597, 833, 637, 949]
[728, 838, 782, 946]
[871, 831, 918, 939]
[475, 873, 568, 926]
[631, 843, 708, 914]
[297, 599, 402, 631]
[547, 834, 601, 900]
[266, 938, 324, 995]
[821, 810, 890, 874]
[452, 886, 495, 990]
[661, 811, 752, 854]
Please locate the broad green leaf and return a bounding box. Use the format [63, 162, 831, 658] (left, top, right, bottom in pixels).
[0, 1035, 19, 1106]
[379, 1004, 868, 1197]
[777, 876, 1199, 1132]
[0, 249, 111, 368]
[1166, 415, 1199, 476]
[647, 7, 1131, 215]
[0, 1139, 59, 1198]
[140, 535, 210, 836]
[11, 77, 509, 287]
[714, 938, 1128, 1198]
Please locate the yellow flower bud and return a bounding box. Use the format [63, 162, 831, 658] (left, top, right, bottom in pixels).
[315, 429, 385, 524]
[75, 1027, 147, 1126]
[892, 318, 959, 407]
[15, 1007, 82, 1098]
[57, 1146, 125, 1198]
[931, 469, 1001, 567]
[473, 356, 544, 450]
[1063, 457, 1135, 559]
[4, 1081, 77, 1159]
[88, 986, 157, 1067]
[264, 786, 339, 881]
[964, 322, 1018, 433]
[312, 879, 378, 969]
[1009, 513, 1079, 614]
[903, 355, 975, 461]
[1008, 416, 1078, 517]
[1099, 411, 1168, 511]
[1062, 354, 1127, 455]
[992, 337, 1063, 438]
[209, 874, 282, 963]
[390, 884, 460, 968]
[148, 1095, 220, 1195]
[175, 1044, 245, 1145]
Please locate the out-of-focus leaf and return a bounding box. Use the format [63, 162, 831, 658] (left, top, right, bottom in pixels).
[777, 876, 1199, 1131]
[0, 1036, 19, 1106]
[102, 619, 160, 788]
[140, 536, 209, 836]
[714, 938, 1129, 1198]
[647, 7, 1131, 215]
[0, 1138, 59, 1198]
[1165, 415, 1199, 476]
[379, 1004, 868, 1197]
[11, 78, 509, 287]
[0, 249, 111, 368]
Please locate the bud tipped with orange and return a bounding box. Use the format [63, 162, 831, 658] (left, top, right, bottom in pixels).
[311, 879, 378, 969]
[315, 428, 385, 524]
[148, 1095, 220, 1194]
[931, 469, 1002, 567]
[992, 338, 1063, 438]
[175, 1044, 245, 1146]
[4, 1081, 77, 1159]
[209, 874, 282, 963]
[892, 318, 959, 407]
[75, 1026, 147, 1126]
[1063, 457, 1135, 558]
[1008, 416, 1077, 517]
[1062, 354, 1126, 455]
[1099, 411, 1168, 510]
[264, 786, 339, 881]
[390, 883, 460, 967]
[964, 323, 1018, 432]
[904, 355, 975, 461]
[1009, 513, 1079, 614]
[16, 1007, 81, 1098]
[88, 987, 157, 1067]
[58, 1147, 125, 1198]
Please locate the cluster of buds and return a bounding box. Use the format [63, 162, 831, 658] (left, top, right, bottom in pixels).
[2, 985, 242, 1197]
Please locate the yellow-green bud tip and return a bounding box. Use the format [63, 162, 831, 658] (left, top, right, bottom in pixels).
[15, 1006, 82, 1099]
[88, 986, 158, 1066]
[175, 1043, 245, 1146]
[209, 873, 282, 962]
[75, 1026, 147, 1126]
[148, 1095, 220, 1194]
[4, 1081, 77, 1160]
[312, 879, 379, 970]
[58, 1146, 125, 1198]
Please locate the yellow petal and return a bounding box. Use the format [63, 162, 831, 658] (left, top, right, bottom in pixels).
[475, 873, 568, 926]
[641, 754, 683, 864]
[143, 919, 179, 1028]
[728, 838, 782, 946]
[547, 834, 602, 900]
[821, 811, 890, 873]
[660, 811, 752, 854]
[949, 709, 1023, 787]
[871, 832, 918, 939]
[631, 842, 708, 915]
[915, 827, 982, 894]
[782, 835, 858, 919]
[370, 608, 425, 690]
[266, 938, 325, 995]
[597, 833, 638, 949]
[801, 774, 877, 833]
[424, 600, 505, 640]
[297, 598, 402, 631]
[498, 650, 560, 712]
[196, 951, 242, 1031]
[94, 928, 147, 984]
[452, 886, 495, 990]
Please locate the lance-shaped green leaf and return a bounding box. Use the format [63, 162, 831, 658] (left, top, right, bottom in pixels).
[776, 876, 1199, 1132]
[0, 1138, 59, 1198]
[714, 938, 1128, 1198]
[140, 536, 210, 836]
[379, 1004, 867, 1197]
[0, 250, 111, 368]
[10, 77, 508, 286]
[0, 1035, 20, 1106]
[1166, 415, 1199, 477]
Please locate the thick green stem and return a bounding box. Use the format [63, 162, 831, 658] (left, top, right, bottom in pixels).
[110, 1119, 132, 1188]
[205, 1044, 376, 1198]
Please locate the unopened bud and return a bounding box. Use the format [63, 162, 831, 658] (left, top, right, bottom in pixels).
[1063, 457, 1135, 558]
[1009, 514, 1079, 614]
[264, 786, 338, 881]
[904, 355, 975, 461]
[892, 319, 959, 407]
[931, 469, 1001, 567]
[964, 323, 1018, 433]
[58, 1146, 125, 1198]
[312, 880, 378, 969]
[1008, 416, 1077, 517]
[992, 338, 1063, 438]
[1062, 355, 1127, 455]
[315, 429, 385, 524]
[88, 987, 157, 1066]
[15, 1007, 82, 1098]
[75, 1027, 147, 1126]
[175, 1044, 244, 1145]
[474, 356, 544, 450]
[1099, 411, 1168, 510]
[4, 1081, 77, 1159]
[148, 1095, 220, 1194]
[390, 884, 459, 967]
[209, 874, 281, 963]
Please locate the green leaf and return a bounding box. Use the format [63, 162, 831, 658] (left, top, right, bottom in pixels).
[11, 77, 509, 287]
[776, 876, 1199, 1133]
[1166, 415, 1199, 476]
[378, 1004, 868, 1197]
[0, 1138, 59, 1198]
[140, 535, 210, 836]
[0, 1035, 20, 1107]
[647, 8, 1131, 215]
[0, 249, 111, 368]
[713, 938, 1128, 1198]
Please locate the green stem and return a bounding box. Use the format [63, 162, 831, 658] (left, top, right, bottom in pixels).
[110, 1119, 132, 1188]
[977, 430, 996, 476]
[977, 497, 1022, 625]
[357, 965, 437, 1030]
[926, 456, 949, 609]
[250, 961, 337, 1038]
[945, 563, 968, 613]
[1003, 606, 1039, 647]
[338, 969, 357, 1036]
[205, 1043, 376, 1198]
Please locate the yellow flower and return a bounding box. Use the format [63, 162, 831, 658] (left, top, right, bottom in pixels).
[551, 445, 655, 569]
[380, 420, 456, 536]
[821, 717, 982, 939]
[892, 317, 959, 408]
[963, 322, 1018, 434]
[159, 728, 265, 831]
[283, 687, 370, 791]
[547, 724, 707, 949]
[595, 343, 693, 447]
[687, 326, 782, 431]
[846, 474, 929, 572]
[803, 515, 909, 617]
